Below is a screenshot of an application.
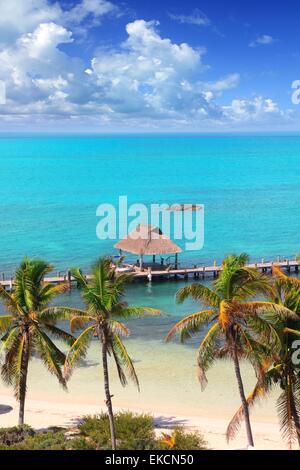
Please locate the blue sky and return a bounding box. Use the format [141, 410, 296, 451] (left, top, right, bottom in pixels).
[0, 0, 299, 131]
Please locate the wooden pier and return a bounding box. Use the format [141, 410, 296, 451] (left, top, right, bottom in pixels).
[0, 259, 299, 290]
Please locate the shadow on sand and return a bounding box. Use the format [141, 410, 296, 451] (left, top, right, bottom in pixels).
[153, 415, 188, 429]
[0, 404, 13, 415]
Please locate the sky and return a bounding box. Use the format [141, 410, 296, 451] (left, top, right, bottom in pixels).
[0, 0, 300, 132]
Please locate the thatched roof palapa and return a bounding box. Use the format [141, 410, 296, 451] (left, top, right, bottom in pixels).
[114, 224, 182, 256]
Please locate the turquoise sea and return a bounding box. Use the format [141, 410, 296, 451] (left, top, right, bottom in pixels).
[0, 134, 299, 442]
[0, 133, 299, 276]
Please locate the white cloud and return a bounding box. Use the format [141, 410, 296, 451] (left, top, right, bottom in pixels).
[88, 19, 209, 118]
[18, 23, 73, 59]
[223, 96, 282, 122]
[203, 74, 240, 93]
[33, 75, 69, 91]
[64, 0, 119, 25]
[168, 9, 210, 26]
[249, 35, 277, 48]
[0, 0, 61, 44]
[0, 5, 293, 131]
[0, 0, 119, 45]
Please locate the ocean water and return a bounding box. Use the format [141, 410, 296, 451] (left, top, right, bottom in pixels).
[0, 133, 299, 275]
[0, 133, 299, 433]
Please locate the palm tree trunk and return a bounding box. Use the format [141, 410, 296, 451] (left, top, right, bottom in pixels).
[99, 325, 117, 450]
[18, 328, 30, 426]
[232, 343, 255, 447]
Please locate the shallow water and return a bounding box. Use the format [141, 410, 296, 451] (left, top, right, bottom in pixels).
[0, 133, 299, 430]
[0, 134, 299, 274]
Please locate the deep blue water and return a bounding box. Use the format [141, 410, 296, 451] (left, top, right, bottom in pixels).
[0, 133, 299, 275]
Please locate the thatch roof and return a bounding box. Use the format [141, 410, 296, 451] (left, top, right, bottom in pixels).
[114, 224, 182, 255]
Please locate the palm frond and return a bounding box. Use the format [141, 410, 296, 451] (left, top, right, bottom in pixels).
[70, 315, 95, 332]
[197, 323, 220, 390]
[37, 283, 68, 307]
[245, 314, 281, 352]
[165, 310, 214, 343]
[277, 387, 295, 448]
[273, 266, 300, 286]
[33, 327, 67, 389]
[0, 316, 13, 334]
[70, 268, 89, 290]
[39, 306, 88, 323]
[33, 327, 66, 365]
[176, 284, 221, 307]
[109, 334, 139, 390]
[64, 325, 95, 380]
[283, 327, 300, 337]
[0, 285, 20, 315]
[226, 367, 278, 442]
[242, 301, 299, 322]
[1, 329, 24, 399]
[231, 268, 273, 300]
[114, 306, 161, 318]
[108, 320, 130, 337]
[43, 323, 75, 346]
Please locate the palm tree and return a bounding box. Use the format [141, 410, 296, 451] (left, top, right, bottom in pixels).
[166, 254, 296, 448]
[0, 258, 74, 425]
[59, 257, 159, 450]
[227, 267, 300, 449]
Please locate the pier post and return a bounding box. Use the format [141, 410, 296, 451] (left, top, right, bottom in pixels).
[67, 270, 71, 289]
[175, 253, 178, 270]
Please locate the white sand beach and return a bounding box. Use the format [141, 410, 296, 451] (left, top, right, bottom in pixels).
[0, 338, 288, 450]
[0, 393, 285, 450]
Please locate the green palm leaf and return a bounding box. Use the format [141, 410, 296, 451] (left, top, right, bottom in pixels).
[109, 334, 139, 390]
[64, 325, 95, 379]
[0, 316, 13, 334]
[166, 310, 215, 343]
[33, 327, 67, 389]
[115, 306, 161, 318]
[176, 284, 220, 307]
[226, 366, 279, 442]
[39, 306, 88, 323]
[43, 324, 75, 346]
[197, 323, 220, 390]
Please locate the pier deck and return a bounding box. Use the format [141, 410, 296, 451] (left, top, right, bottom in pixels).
[0, 259, 299, 289]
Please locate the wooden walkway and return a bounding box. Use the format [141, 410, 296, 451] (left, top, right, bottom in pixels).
[0, 259, 299, 289]
[134, 260, 299, 280]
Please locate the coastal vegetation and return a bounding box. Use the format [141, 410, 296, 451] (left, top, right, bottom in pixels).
[0, 412, 207, 450]
[227, 266, 300, 448]
[0, 254, 299, 449]
[55, 258, 159, 450]
[0, 258, 74, 426]
[166, 254, 300, 448]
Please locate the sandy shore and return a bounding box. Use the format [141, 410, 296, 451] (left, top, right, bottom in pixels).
[0, 391, 286, 450]
[0, 338, 289, 450]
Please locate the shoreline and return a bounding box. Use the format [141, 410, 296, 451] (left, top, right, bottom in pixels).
[0, 391, 286, 450]
[0, 338, 289, 450]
